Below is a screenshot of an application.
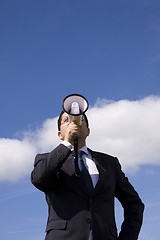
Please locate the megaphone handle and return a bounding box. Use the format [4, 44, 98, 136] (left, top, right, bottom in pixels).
[73, 135, 80, 177]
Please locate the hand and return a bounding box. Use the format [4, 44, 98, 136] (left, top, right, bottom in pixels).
[64, 122, 80, 144]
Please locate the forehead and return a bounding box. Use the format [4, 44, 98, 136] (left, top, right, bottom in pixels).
[60, 112, 88, 127]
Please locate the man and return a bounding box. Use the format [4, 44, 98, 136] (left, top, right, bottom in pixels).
[31, 110, 144, 240]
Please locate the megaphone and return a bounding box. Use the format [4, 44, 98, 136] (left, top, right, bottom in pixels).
[62, 94, 89, 125]
[62, 94, 89, 176]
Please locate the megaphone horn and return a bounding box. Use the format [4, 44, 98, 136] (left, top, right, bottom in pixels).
[62, 94, 89, 116]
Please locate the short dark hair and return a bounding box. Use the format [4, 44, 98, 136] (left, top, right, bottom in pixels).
[57, 110, 65, 131]
[57, 111, 89, 131]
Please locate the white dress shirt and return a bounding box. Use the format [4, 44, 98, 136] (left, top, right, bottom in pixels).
[79, 145, 99, 188]
[62, 141, 99, 186]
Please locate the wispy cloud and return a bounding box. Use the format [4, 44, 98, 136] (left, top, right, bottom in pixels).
[145, 199, 160, 208]
[145, 168, 156, 175]
[0, 189, 36, 202]
[0, 95, 160, 181]
[6, 228, 44, 234]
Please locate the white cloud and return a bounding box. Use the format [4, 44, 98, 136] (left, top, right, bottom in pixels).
[0, 95, 160, 181]
[87, 96, 160, 172]
[0, 138, 36, 181]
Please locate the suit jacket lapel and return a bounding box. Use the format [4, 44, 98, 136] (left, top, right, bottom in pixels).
[61, 152, 90, 197]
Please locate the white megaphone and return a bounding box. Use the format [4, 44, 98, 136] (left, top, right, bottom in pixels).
[62, 94, 89, 125]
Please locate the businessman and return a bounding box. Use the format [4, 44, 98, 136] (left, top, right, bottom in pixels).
[31, 109, 144, 240]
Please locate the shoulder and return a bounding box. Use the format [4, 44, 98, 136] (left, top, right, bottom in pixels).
[88, 148, 116, 159]
[34, 144, 71, 166]
[34, 152, 49, 166]
[88, 148, 118, 166]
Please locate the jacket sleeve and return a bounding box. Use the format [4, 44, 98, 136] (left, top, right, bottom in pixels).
[115, 158, 144, 240]
[31, 144, 71, 192]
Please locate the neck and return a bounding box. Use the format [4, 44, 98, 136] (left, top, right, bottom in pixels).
[72, 139, 86, 150]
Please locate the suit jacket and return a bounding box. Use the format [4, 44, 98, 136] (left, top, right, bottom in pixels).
[31, 144, 144, 240]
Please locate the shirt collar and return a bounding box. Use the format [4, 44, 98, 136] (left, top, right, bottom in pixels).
[79, 145, 88, 155]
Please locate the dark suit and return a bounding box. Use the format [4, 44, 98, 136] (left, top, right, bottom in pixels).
[31, 144, 144, 240]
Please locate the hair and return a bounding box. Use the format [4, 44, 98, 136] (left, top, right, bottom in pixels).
[57, 110, 89, 131]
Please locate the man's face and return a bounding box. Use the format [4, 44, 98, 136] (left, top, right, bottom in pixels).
[58, 112, 90, 143]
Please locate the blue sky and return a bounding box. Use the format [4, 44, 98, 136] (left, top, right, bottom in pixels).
[0, 0, 160, 239]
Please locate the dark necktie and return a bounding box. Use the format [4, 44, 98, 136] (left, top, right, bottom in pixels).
[78, 151, 93, 196]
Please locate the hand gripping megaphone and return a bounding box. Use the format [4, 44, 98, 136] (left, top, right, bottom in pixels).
[62, 94, 89, 176]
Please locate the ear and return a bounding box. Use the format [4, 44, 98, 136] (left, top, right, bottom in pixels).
[58, 131, 63, 140]
[87, 128, 90, 136]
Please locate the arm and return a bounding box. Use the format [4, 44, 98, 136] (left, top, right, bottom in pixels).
[115, 158, 144, 240]
[31, 144, 71, 192]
